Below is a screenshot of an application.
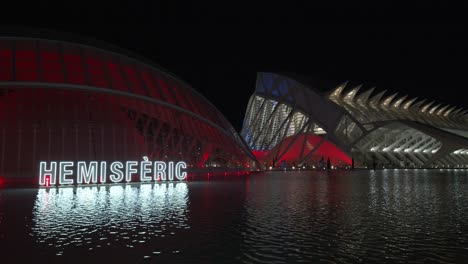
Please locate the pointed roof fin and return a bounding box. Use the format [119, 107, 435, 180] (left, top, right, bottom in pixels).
[382, 92, 398, 107]
[393, 95, 408, 109]
[402, 97, 418, 110]
[343, 85, 362, 103]
[436, 105, 450, 115]
[356, 87, 375, 105]
[369, 90, 387, 107]
[428, 103, 442, 114]
[421, 101, 435, 113]
[410, 99, 427, 112]
[450, 107, 464, 118]
[328, 81, 348, 100]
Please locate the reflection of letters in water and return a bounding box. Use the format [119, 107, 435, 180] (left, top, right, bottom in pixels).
[38, 156, 187, 186]
[32, 183, 189, 252]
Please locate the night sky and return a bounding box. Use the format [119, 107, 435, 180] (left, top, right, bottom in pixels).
[1, 16, 466, 130]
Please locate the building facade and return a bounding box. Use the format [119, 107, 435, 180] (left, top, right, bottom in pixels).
[0, 35, 258, 183]
[242, 72, 468, 169]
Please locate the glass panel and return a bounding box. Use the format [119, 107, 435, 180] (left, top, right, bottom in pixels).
[123, 65, 147, 95]
[63, 48, 86, 84]
[105, 60, 127, 91]
[85, 50, 109, 88]
[154, 74, 176, 105]
[141, 69, 163, 100]
[0, 40, 13, 81]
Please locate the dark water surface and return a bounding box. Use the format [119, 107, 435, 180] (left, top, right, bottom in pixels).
[1, 170, 468, 263]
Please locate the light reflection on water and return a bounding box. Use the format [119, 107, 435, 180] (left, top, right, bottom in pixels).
[1, 170, 468, 263]
[239, 170, 468, 263]
[32, 183, 189, 256]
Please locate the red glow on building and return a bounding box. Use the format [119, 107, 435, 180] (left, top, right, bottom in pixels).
[252, 150, 270, 162]
[253, 134, 351, 167]
[0, 36, 258, 185]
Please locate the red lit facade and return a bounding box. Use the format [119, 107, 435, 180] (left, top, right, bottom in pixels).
[241, 72, 355, 169]
[252, 134, 351, 167]
[0, 36, 258, 181]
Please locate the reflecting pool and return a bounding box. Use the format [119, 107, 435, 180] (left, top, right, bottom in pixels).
[1, 170, 468, 263]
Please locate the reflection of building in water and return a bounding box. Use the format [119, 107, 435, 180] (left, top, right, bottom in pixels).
[32, 183, 188, 254]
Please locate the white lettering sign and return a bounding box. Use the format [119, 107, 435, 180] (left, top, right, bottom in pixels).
[39, 157, 187, 186]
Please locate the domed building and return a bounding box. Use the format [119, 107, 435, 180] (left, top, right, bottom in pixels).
[0, 32, 258, 185]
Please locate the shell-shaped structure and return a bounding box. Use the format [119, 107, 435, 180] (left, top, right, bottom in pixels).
[0, 35, 258, 180]
[242, 72, 468, 169]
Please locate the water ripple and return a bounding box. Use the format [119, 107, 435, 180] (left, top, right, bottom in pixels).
[1, 170, 468, 263]
[238, 170, 468, 263]
[31, 183, 188, 258]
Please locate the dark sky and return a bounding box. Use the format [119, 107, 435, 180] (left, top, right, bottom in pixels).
[1, 4, 466, 130]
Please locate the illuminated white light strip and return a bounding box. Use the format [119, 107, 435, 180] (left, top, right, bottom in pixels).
[59, 161, 74, 185]
[125, 161, 138, 182]
[77, 161, 98, 184]
[110, 162, 124, 183]
[140, 156, 152, 182]
[39, 161, 57, 186]
[39, 158, 188, 186]
[175, 162, 187, 180]
[154, 161, 166, 181]
[100, 161, 107, 183]
[168, 161, 174, 180]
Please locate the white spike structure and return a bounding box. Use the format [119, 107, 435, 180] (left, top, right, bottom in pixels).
[369, 90, 387, 107]
[456, 110, 468, 119]
[382, 93, 398, 108]
[437, 105, 450, 116]
[393, 95, 407, 109]
[410, 99, 427, 112]
[328, 82, 348, 102]
[343, 85, 362, 103]
[402, 97, 418, 110]
[242, 72, 468, 169]
[450, 107, 464, 118]
[356, 87, 375, 106]
[428, 104, 442, 115]
[421, 101, 435, 113]
[444, 106, 457, 117]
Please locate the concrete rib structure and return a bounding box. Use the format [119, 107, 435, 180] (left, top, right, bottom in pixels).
[242, 72, 468, 169]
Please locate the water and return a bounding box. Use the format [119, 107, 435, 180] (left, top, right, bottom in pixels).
[1, 169, 468, 263]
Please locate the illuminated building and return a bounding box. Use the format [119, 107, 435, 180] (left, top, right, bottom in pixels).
[0, 34, 258, 184]
[242, 72, 468, 168]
